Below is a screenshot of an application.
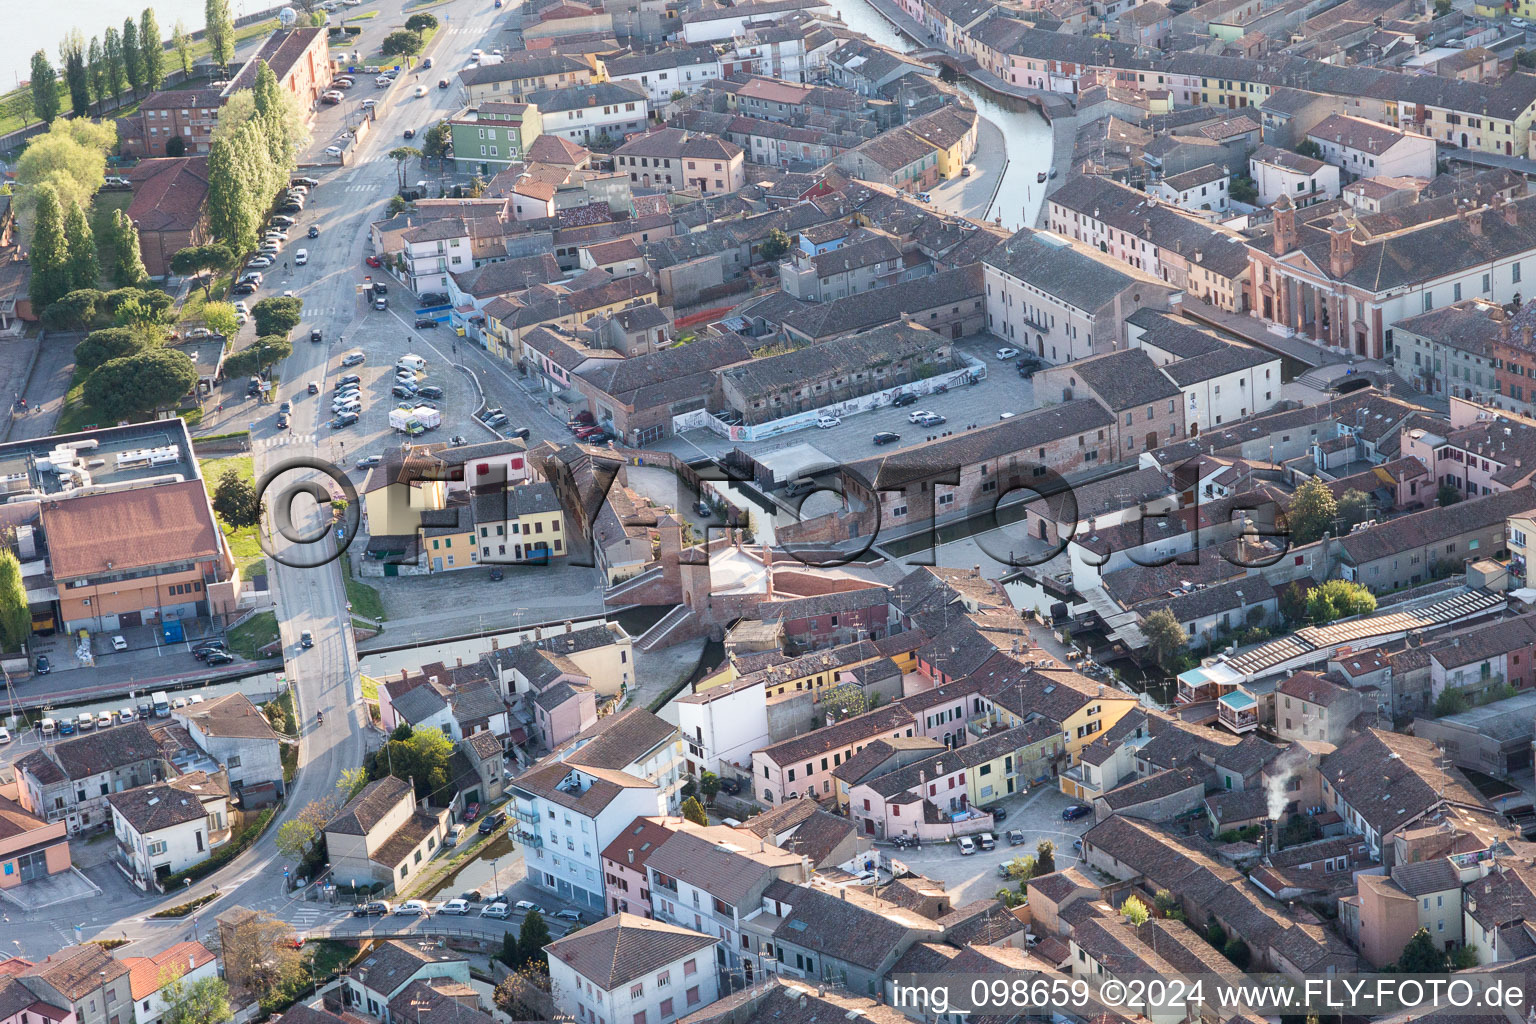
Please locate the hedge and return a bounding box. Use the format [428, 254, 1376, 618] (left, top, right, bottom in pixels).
[195, 430, 251, 442]
[159, 806, 275, 889]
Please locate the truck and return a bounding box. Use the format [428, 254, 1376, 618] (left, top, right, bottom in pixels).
[152, 691, 171, 718]
[388, 406, 442, 435]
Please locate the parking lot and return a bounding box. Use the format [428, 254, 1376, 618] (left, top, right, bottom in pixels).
[879, 783, 1097, 906]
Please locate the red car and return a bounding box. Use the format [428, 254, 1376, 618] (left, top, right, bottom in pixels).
[575, 425, 603, 440]
[365, 255, 382, 268]
[463, 802, 480, 822]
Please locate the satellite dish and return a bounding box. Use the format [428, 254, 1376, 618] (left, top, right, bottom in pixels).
[278, 6, 298, 25]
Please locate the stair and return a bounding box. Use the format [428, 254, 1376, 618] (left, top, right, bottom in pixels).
[1295, 365, 1347, 391]
[638, 605, 695, 651]
[606, 565, 664, 601]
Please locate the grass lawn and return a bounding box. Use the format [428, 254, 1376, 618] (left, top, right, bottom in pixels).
[180, 273, 234, 322]
[305, 940, 360, 981]
[229, 610, 279, 660]
[89, 191, 132, 288]
[198, 454, 266, 582]
[343, 10, 381, 20]
[359, 25, 437, 68]
[343, 560, 385, 620]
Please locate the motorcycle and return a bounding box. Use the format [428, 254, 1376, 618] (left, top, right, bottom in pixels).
[316, 710, 324, 724]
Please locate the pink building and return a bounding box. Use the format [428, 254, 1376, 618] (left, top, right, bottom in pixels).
[751, 704, 917, 805]
[0, 977, 73, 1024]
[599, 815, 693, 917]
[902, 679, 985, 749]
[533, 682, 599, 748]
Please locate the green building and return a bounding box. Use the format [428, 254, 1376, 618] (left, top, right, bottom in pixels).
[447, 101, 544, 174]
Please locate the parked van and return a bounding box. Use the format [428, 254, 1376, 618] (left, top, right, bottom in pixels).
[152, 691, 171, 717]
[397, 354, 426, 371]
[40, 718, 56, 737]
[77, 713, 95, 732]
[785, 476, 816, 497]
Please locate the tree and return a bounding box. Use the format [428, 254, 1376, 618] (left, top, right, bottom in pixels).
[1223, 937, 1251, 970]
[1003, 855, 1036, 881]
[1390, 928, 1445, 972]
[205, 0, 235, 71]
[29, 51, 60, 124]
[405, 12, 440, 30]
[103, 26, 127, 107]
[388, 146, 421, 191]
[518, 909, 552, 970]
[0, 551, 29, 652]
[63, 201, 98, 291]
[367, 726, 454, 800]
[208, 119, 270, 257]
[87, 37, 106, 106]
[1434, 0, 1451, 13]
[759, 228, 792, 260]
[1336, 488, 1373, 534]
[8, 83, 35, 130]
[124, 18, 145, 99]
[160, 975, 232, 1024]
[1305, 579, 1376, 624]
[15, 118, 115, 236]
[338, 767, 369, 801]
[164, 135, 186, 158]
[1035, 840, 1055, 875]
[75, 326, 149, 371]
[1434, 686, 1469, 718]
[1153, 889, 1179, 918]
[218, 909, 303, 998]
[501, 930, 520, 969]
[1206, 920, 1226, 949]
[1295, 139, 1323, 159]
[108, 210, 148, 286]
[212, 469, 262, 528]
[252, 295, 304, 337]
[1437, 482, 1462, 507]
[273, 795, 338, 860]
[1452, 944, 1479, 969]
[170, 244, 235, 298]
[698, 771, 721, 804]
[220, 335, 292, 378]
[202, 302, 239, 340]
[43, 288, 108, 331]
[61, 32, 89, 117]
[28, 184, 70, 312]
[1121, 895, 1150, 926]
[1287, 477, 1337, 545]
[1140, 607, 1187, 667]
[381, 29, 425, 56]
[681, 796, 709, 826]
[83, 347, 196, 421]
[108, 286, 173, 323]
[172, 20, 193, 77]
[421, 121, 452, 166]
[141, 9, 166, 92]
[1229, 174, 1258, 205]
[494, 964, 554, 1020]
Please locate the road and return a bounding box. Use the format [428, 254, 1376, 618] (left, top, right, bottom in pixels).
[25, 0, 514, 961]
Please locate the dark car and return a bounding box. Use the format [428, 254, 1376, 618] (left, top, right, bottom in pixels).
[392, 384, 418, 399]
[35, 655, 50, 674]
[307, 225, 320, 238]
[270, 215, 295, 227]
[478, 810, 507, 835]
[292, 177, 319, 189]
[414, 317, 439, 329]
[489, 568, 504, 581]
[892, 392, 918, 407]
[276, 411, 290, 429]
[310, 329, 322, 343]
[460, 889, 484, 903]
[372, 281, 388, 295]
[403, 128, 415, 139]
[719, 777, 740, 794]
[300, 630, 314, 649]
[331, 412, 360, 428]
[417, 386, 444, 399]
[586, 430, 613, 444]
[1006, 829, 1025, 845]
[232, 282, 257, 296]
[205, 651, 235, 666]
[1062, 804, 1092, 821]
[336, 374, 362, 387]
[439, 78, 450, 89]
[353, 901, 389, 917]
[695, 501, 711, 518]
[873, 431, 901, 445]
[989, 805, 1007, 822]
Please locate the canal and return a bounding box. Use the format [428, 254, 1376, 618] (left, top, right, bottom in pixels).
[829, 0, 1057, 229]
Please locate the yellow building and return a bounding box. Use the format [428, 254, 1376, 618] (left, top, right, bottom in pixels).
[904, 105, 980, 180]
[470, 481, 569, 563]
[978, 667, 1139, 776]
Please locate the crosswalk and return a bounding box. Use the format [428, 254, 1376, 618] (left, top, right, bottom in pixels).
[256, 434, 318, 449]
[289, 906, 327, 928]
[342, 183, 376, 193]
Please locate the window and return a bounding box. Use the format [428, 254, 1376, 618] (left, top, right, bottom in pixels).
[684, 960, 697, 976]
[632, 985, 644, 999]
[661, 999, 674, 1019]
[687, 987, 701, 1006]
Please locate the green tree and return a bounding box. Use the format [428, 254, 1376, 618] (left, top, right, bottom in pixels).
[759, 228, 792, 260]
[1336, 488, 1373, 533]
[251, 60, 310, 173]
[108, 209, 147, 286]
[405, 12, 439, 30]
[75, 326, 150, 371]
[208, 120, 267, 256]
[517, 909, 552, 970]
[8, 82, 36, 130]
[42, 288, 108, 331]
[1305, 579, 1376, 624]
[252, 295, 303, 337]
[1140, 607, 1187, 667]
[1223, 937, 1251, 970]
[338, 767, 369, 801]
[63, 201, 98, 291]
[0, 550, 29, 652]
[205, 0, 235, 71]
[421, 121, 452, 166]
[1438, 482, 1463, 507]
[1121, 895, 1150, 926]
[108, 286, 173, 323]
[698, 771, 721, 804]
[681, 796, 709, 826]
[159, 974, 232, 1024]
[166, 136, 186, 158]
[1003, 855, 1036, 881]
[212, 469, 262, 528]
[27, 184, 70, 312]
[172, 20, 193, 76]
[1452, 945, 1479, 969]
[103, 26, 126, 107]
[1434, 0, 1451, 14]
[123, 18, 145, 99]
[1229, 175, 1258, 205]
[170, 244, 235, 298]
[501, 930, 520, 969]
[367, 726, 454, 800]
[222, 335, 292, 377]
[15, 117, 115, 233]
[86, 37, 106, 106]
[1434, 686, 1469, 718]
[494, 964, 554, 1020]
[1393, 928, 1447, 972]
[1295, 139, 1323, 159]
[1207, 920, 1226, 949]
[1153, 889, 1179, 918]
[1287, 477, 1338, 545]
[61, 32, 89, 117]
[202, 301, 239, 340]
[29, 51, 60, 124]
[387, 146, 421, 191]
[141, 9, 165, 91]
[381, 29, 425, 56]
[83, 347, 196, 421]
[1035, 840, 1055, 875]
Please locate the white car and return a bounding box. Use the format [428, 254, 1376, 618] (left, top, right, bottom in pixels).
[514, 900, 546, 915]
[438, 899, 471, 915]
[233, 301, 250, 314]
[185, 327, 216, 339]
[247, 256, 274, 268]
[415, 84, 427, 97]
[118, 707, 137, 722]
[265, 228, 288, 240]
[325, 145, 344, 157]
[815, 415, 840, 428]
[0, 727, 10, 744]
[295, 249, 309, 266]
[394, 900, 431, 916]
[907, 409, 932, 423]
[957, 836, 977, 855]
[111, 636, 128, 652]
[481, 902, 510, 918]
[375, 75, 393, 87]
[995, 347, 1020, 359]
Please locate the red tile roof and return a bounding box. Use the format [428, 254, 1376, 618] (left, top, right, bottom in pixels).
[127, 157, 211, 233]
[40, 480, 221, 580]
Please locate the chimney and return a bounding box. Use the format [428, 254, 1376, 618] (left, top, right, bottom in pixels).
[535, 626, 542, 640]
[1507, 199, 1520, 227]
[973, 565, 981, 577]
[190, 956, 196, 971]
[565, 620, 573, 633]
[1469, 207, 1486, 236]
[1503, 318, 1514, 343]
[1523, 324, 1533, 349]
[627, 848, 634, 863]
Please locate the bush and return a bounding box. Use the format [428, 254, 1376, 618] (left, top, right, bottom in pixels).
[159, 807, 274, 889]
[405, 12, 438, 30]
[381, 29, 424, 55]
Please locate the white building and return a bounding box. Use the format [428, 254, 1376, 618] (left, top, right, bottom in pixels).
[172, 692, 285, 797]
[675, 676, 770, 779]
[344, 940, 472, 1022]
[1149, 163, 1230, 213]
[1125, 309, 1284, 436]
[547, 914, 720, 1024]
[559, 709, 685, 809]
[107, 771, 232, 888]
[122, 942, 218, 1024]
[603, 45, 722, 105]
[680, 0, 831, 42]
[1249, 144, 1340, 207]
[525, 82, 650, 144]
[1306, 114, 1437, 183]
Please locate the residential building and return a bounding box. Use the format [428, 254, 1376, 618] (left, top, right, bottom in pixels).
[322, 776, 449, 888]
[125, 155, 214, 282]
[1033, 349, 1185, 460]
[108, 771, 231, 889]
[1149, 163, 1229, 213]
[613, 129, 746, 194]
[17, 946, 130, 1024]
[777, 229, 903, 302]
[221, 27, 333, 108]
[15, 723, 174, 834]
[470, 481, 569, 565]
[171, 693, 285, 798]
[600, 815, 692, 918]
[1124, 309, 1284, 434]
[751, 703, 918, 805]
[120, 943, 217, 1024]
[604, 46, 723, 104]
[0, 782, 70, 892]
[1306, 115, 1437, 183]
[1275, 671, 1365, 745]
[117, 89, 222, 159]
[448, 103, 545, 175]
[525, 82, 650, 144]
[343, 941, 471, 1021]
[457, 54, 596, 104]
[1249, 144, 1340, 207]
[546, 914, 719, 1024]
[1336, 485, 1535, 592]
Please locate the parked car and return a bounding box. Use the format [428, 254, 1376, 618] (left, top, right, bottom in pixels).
[438, 899, 471, 915]
[816, 415, 840, 428]
[1006, 829, 1025, 845]
[481, 903, 510, 918]
[694, 500, 711, 518]
[907, 409, 932, 424]
[111, 635, 128, 651]
[514, 901, 545, 915]
[292, 177, 319, 189]
[324, 145, 343, 157]
[300, 630, 314, 649]
[1062, 804, 1092, 821]
[295, 249, 309, 266]
[957, 836, 977, 855]
[392, 384, 418, 399]
[998, 861, 1016, 877]
[353, 901, 391, 916]
[118, 707, 137, 723]
[719, 777, 740, 794]
[356, 455, 383, 469]
[977, 832, 996, 851]
[394, 900, 431, 916]
[414, 317, 439, 329]
[916, 412, 946, 427]
[460, 890, 484, 903]
[995, 347, 1020, 359]
[205, 651, 235, 665]
[270, 214, 295, 226]
[365, 255, 382, 268]
[479, 810, 507, 834]
[555, 909, 582, 922]
[331, 412, 360, 428]
[892, 391, 918, 407]
[489, 568, 504, 581]
[463, 802, 480, 822]
[873, 431, 901, 445]
[988, 805, 1008, 822]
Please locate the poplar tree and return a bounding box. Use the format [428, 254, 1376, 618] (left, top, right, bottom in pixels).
[28, 184, 70, 310]
[140, 9, 165, 91]
[29, 51, 60, 124]
[63, 201, 98, 291]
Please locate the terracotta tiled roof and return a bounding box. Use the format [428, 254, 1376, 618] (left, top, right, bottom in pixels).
[40, 481, 220, 581]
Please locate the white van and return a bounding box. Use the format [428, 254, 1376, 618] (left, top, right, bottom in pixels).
[39, 718, 56, 737]
[397, 354, 427, 371]
[152, 691, 171, 717]
[77, 713, 95, 732]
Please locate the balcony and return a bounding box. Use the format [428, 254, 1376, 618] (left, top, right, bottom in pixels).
[515, 829, 543, 848]
[1217, 690, 1258, 734]
[513, 808, 539, 825]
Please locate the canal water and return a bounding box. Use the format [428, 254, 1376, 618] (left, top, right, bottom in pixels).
[829, 0, 1056, 229]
